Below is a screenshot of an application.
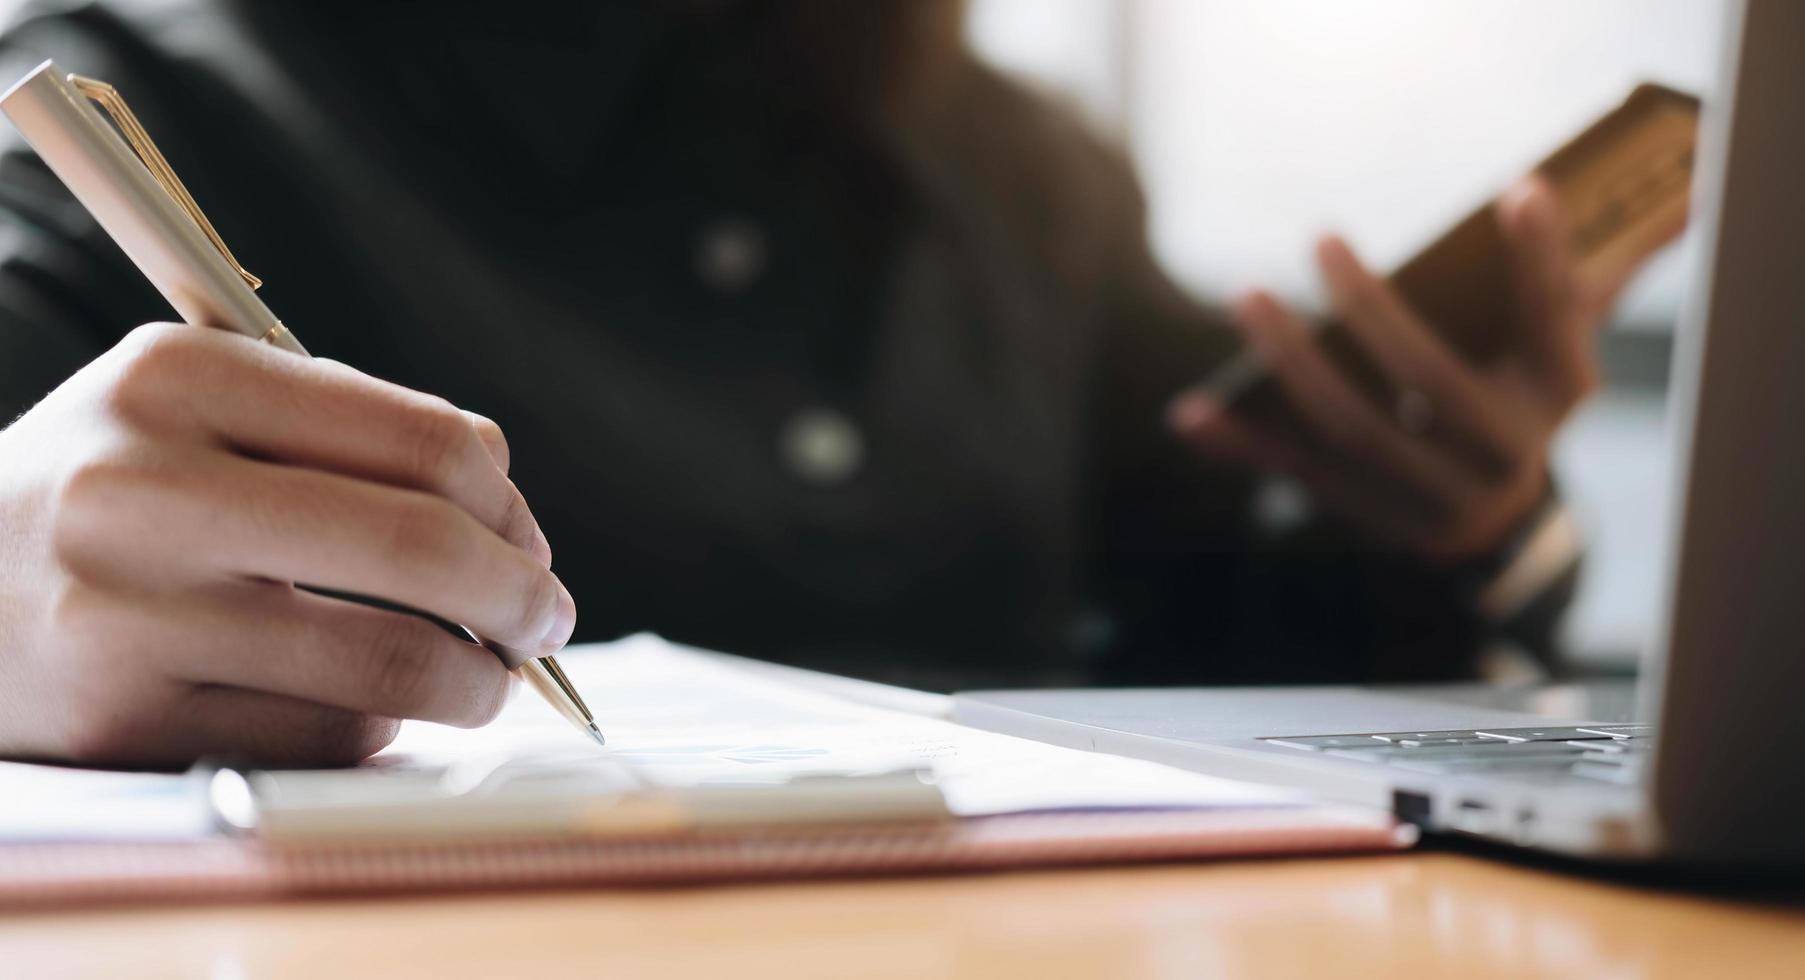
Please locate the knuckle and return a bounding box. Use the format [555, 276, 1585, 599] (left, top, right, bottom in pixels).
[45, 581, 110, 653]
[494, 488, 535, 551]
[115, 321, 194, 360]
[382, 496, 464, 571]
[397, 397, 478, 489]
[56, 455, 136, 509]
[104, 323, 207, 414]
[50, 457, 146, 575]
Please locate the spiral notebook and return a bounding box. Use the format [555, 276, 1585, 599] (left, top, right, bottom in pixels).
[0, 637, 1411, 908]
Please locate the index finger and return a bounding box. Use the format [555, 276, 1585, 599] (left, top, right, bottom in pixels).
[1499, 178, 1596, 403]
[119, 326, 551, 567]
[1316, 236, 1536, 468]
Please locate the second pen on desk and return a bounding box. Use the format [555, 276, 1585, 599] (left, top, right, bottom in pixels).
[0, 61, 604, 747]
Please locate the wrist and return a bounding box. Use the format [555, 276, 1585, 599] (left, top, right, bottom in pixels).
[1455, 484, 1581, 623]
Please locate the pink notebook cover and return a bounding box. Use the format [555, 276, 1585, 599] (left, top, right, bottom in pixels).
[0, 807, 1411, 909]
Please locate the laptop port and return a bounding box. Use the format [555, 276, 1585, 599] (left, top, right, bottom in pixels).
[1451, 799, 1497, 835]
[1514, 808, 1538, 845]
[1391, 790, 1432, 826]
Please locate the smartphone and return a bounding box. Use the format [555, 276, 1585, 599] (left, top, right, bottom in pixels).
[1198, 83, 1702, 421]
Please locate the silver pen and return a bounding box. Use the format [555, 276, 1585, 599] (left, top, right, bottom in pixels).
[0, 61, 603, 747]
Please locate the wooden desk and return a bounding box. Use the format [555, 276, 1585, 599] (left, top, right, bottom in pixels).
[2, 851, 1800, 979]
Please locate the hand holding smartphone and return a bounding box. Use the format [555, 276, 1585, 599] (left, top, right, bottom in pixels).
[1171, 83, 1700, 560]
[1198, 83, 1701, 422]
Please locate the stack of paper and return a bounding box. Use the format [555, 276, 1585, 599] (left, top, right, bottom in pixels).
[0, 635, 1410, 907]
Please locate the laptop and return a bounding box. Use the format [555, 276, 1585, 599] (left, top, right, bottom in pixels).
[954, 0, 1804, 866]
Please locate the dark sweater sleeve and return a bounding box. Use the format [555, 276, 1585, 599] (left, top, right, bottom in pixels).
[0, 13, 173, 423]
[0, 145, 171, 423]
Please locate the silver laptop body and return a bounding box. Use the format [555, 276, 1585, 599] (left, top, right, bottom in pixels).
[954, 0, 1804, 865]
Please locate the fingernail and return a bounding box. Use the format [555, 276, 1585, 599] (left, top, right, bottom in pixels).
[1317, 236, 1360, 284]
[1503, 176, 1556, 227]
[539, 578, 576, 653]
[1167, 391, 1219, 433]
[1316, 250, 1349, 294]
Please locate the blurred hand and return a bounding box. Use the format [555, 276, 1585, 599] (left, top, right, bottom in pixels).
[0, 323, 573, 768]
[1168, 177, 1673, 561]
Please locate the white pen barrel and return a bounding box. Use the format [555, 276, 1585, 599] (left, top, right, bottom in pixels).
[0, 60, 288, 347]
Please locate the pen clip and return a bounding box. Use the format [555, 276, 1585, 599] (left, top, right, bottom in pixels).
[68, 74, 262, 291]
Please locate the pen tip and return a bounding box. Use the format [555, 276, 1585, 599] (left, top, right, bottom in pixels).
[586, 724, 607, 748]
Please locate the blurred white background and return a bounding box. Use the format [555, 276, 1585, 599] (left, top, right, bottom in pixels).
[970, 0, 1731, 665]
[968, 0, 1721, 326]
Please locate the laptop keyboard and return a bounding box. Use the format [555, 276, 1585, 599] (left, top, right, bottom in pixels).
[1261, 725, 1655, 784]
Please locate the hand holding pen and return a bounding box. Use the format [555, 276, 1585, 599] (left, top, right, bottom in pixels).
[0, 63, 596, 767]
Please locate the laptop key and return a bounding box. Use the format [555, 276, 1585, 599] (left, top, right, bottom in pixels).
[1366, 731, 1487, 743]
[1575, 725, 1656, 739]
[1261, 735, 1390, 751]
[1472, 727, 1623, 743]
[1369, 733, 1497, 747]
